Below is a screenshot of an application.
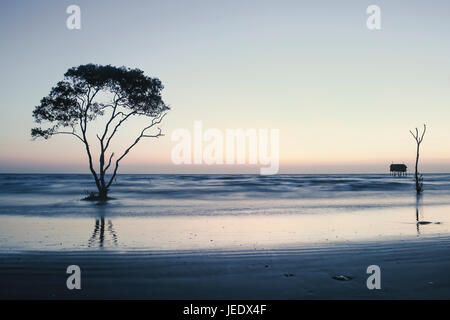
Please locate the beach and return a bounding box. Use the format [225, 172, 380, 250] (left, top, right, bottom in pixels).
[2, 237, 450, 299]
[1, 174, 450, 299]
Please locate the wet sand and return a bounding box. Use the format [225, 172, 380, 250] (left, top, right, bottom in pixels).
[1, 236, 450, 299]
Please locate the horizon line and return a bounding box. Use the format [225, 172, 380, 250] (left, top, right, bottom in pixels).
[0, 172, 449, 175]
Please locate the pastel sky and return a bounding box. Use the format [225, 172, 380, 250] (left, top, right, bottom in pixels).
[1, 0, 450, 174]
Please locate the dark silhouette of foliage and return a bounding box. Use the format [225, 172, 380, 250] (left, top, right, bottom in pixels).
[32, 64, 169, 200]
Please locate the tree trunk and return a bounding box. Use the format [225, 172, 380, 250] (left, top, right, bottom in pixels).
[98, 186, 109, 200]
[415, 143, 420, 193]
[410, 124, 426, 195]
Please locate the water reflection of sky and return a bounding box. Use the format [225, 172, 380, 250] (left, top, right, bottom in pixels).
[0, 203, 448, 251]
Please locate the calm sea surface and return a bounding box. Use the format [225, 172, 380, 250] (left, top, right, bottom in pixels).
[0, 174, 449, 251]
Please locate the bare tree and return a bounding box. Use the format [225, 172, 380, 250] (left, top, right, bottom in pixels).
[409, 124, 426, 194]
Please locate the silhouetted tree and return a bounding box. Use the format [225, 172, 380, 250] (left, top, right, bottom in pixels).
[410, 124, 426, 194]
[32, 64, 169, 200]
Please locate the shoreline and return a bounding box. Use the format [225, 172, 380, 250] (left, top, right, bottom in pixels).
[1, 236, 450, 299]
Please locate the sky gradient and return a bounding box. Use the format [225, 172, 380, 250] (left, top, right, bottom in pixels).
[1, 0, 450, 173]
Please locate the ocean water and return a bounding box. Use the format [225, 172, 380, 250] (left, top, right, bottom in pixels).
[0, 174, 450, 251]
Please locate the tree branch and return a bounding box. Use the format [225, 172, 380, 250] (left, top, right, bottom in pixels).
[419, 124, 426, 144]
[106, 113, 167, 189]
[53, 131, 84, 143]
[103, 110, 137, 151]
[104, 152, 115, 173]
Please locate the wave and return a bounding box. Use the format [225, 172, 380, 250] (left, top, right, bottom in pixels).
[2, 174, 450, 217]
[1, 173, 450, 197]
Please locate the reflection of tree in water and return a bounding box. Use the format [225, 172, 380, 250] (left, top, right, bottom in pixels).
[415, 194, 432, 236]
[416, 196, 421, 235]
[88, 217, 118, 248]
